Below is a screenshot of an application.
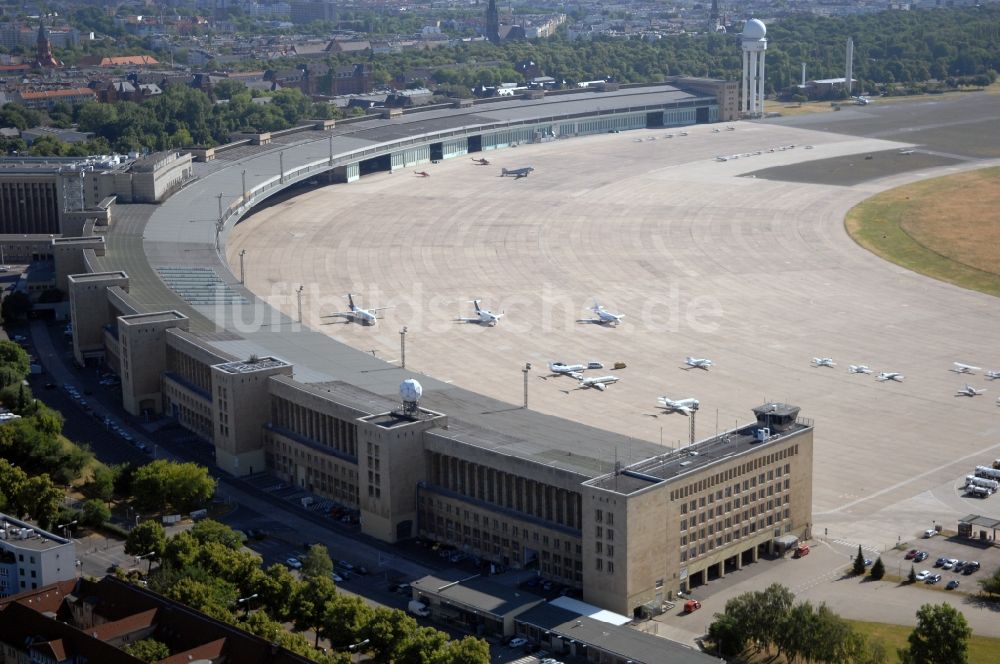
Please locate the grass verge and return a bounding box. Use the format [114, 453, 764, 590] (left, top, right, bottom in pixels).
[847, 619, 1000, 664]
[845, 167, 1000, 298]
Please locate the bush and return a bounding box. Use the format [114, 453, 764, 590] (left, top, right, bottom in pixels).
[81, 499, 111, 528]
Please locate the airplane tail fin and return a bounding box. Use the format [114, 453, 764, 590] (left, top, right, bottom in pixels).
[472, 300, 481, 313]
[346, 293, 355, 309]
[501, 168, 508, 176]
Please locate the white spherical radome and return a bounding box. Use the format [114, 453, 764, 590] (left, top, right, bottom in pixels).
[742, 18, 766, 40]
[400, 378, 423, 403]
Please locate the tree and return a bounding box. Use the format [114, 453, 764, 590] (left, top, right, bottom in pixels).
[124, 520, 166, 562]
[123, 639, 170, 662]
[80, 499, 111, 527]
[0, 340, 30, 377]
[438, 636, 491, 664]
[291, 574, 338, 646]
[87, 464, 117, 503]
[980, 567, 1000, 597]
[323, 594, 374, 649]
[853, 545, 867, 575]
[16, 474, 63, 529]
[132, 460, 216, 513]
[908, 565, 917, 584]
[190, 519, 244, 549]
[301, 542, 334, 579]
[898, 603, 971, 664]
[364, 606, 421, 662]
[870, 556, 885, 580]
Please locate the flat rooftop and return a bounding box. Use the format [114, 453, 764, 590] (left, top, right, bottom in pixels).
[118, 311, 187, 325]
[586, 419, 812, 494]
[214, 356, 290, 374]
[411, 569, 544, 616]
[68, 271, 127, 282]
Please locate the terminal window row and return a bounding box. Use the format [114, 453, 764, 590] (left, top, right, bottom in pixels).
[670, 448, 797, 501]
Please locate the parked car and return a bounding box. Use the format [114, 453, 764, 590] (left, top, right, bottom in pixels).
[285, 557, 302, 570]
[954, 560, 968, 572]
[942, 559, 958, 570]
[508, 637, 528, 648]
[946, 580, 960, 590]
[963, 562, 980, 575]
[914, 551, 929, 562]
[925, 574, 942, 584]
[904, 549, 918, 560]
[915, 570, 931, 581]
[934, 557, 947, 567]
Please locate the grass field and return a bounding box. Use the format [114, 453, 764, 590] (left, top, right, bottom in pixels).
[845, 167, 1000, 298]
[847, 619, 1000, 664]
[775, 82, 1000, 118]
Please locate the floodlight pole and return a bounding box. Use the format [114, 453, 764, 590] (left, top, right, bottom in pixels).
[279, 150, 285, 183]
[522, 363, 531, 409]
[399, 326, 407, 369]
[296, 285, 304, 323]
[239, 249, 246, 284]
[241, 169, 247, 204]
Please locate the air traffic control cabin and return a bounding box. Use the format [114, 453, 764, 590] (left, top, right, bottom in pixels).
[53, 81, 813, 615]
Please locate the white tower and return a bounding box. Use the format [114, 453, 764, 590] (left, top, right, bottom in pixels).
[845, 37, 854, 96]
[741, 18, 767, 118]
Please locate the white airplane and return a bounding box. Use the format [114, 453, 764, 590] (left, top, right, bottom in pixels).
[952, 362, 982, 375]
[986, 371, 1000, 380]
[853, 96, 870, 105]
[899, 149, 915, 155]
[501, 167, 534, 178]
[657, 396, 700, 416]
[577, 375, 620, 391]
[459, 300, 504, 326]
[548, 362, 586, 376]
[848, 365, 873, 374]
[812, 358, 836, 368]
[685, 357, 713, 370]
[586, 301, 624, 326]
[323, 293, 390, 326]
[876, 372, 904, 382]
[715, 156, 729, 162]
[956, 384, 987, 397]
[726, 126, 736, 131]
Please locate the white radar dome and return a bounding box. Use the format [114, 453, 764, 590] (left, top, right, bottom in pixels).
[400, 379, 423, 403]
[742, 18, 766, 39]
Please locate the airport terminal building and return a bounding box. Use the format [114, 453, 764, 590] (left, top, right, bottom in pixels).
[18, 81, 812, 615]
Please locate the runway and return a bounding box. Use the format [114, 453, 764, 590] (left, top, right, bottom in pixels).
[228, 93, 1000, 550]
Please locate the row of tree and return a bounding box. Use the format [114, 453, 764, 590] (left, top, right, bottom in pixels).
[708, 583, 887, 662]
[708, 582, 979, 664]
[123, 519, 489, 664]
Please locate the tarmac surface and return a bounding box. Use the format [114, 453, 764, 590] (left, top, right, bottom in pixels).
[227, 92, 1000, 554]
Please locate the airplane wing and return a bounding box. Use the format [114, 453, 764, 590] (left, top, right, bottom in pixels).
[591, 383, 606, 391]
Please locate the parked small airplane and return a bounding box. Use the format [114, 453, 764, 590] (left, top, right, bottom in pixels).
[458, 300, 503, 326]
[812, 358, 836, 368]
[986, 371, 1000, 380]
[712, 128, 721, 133]
[585, 301, 624, 326]
[548, 362, 586, 376]
[415, 171, 430, 177]
[715, 156, 729, 162]
[685, 357, 713, 370]
[323, 294, 390, 326]
[471, 157, 490, 165]
[726, 126, 736, 131]
[657, 396, 700, 416]
[956, 384, 987, 397]
[876, 372, 904, 382]
[848, 365, 873, 374]
[899, 149, 915, 155]
[577, 375, 620, 391]
[853, 96, 870, 105]
[952, 362, 981, 375]
[501, 167, 534, 178]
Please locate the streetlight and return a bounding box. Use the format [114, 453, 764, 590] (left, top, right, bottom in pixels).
[399, 326, 407, 369]
[56, 520, 77, 539]
[522, 363, 532, 408]
[239, 249, 247, 284]
[236, 593, 258, 615]
[346, 638, 370, 663]
[135, 550, 156, 574]
[296, 285, 305, 323]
